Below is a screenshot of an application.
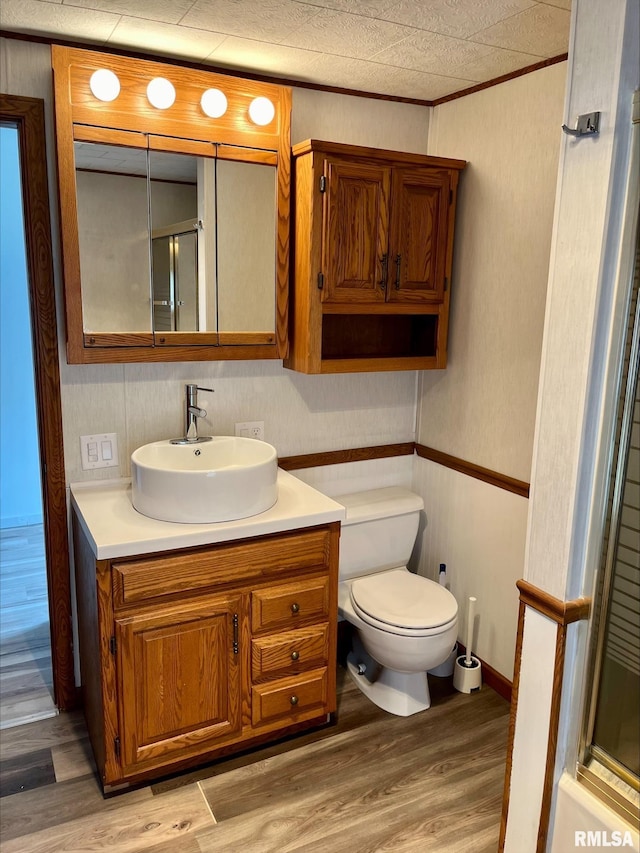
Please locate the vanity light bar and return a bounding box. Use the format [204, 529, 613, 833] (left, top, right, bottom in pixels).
[88, 67, 274, 125]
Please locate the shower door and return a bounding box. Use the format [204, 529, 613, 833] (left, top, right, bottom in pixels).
[152, 227, 198, 332]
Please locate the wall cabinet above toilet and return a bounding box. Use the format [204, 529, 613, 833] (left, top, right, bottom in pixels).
[285, 140, 466, 374]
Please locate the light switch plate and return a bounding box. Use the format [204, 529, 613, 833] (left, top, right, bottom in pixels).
[80, 433, 119, 470]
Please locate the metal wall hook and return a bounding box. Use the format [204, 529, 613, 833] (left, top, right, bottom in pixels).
[562, 111, 601, 137]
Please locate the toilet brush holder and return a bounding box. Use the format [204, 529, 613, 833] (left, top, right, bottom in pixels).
[453, 654, 482, 693]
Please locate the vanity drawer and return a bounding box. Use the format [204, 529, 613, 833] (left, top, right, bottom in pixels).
[251, 576, 330, 633]
[111, 527, 332, 608]
[251, 668, 328, 727]
[251, 624, 329, 680]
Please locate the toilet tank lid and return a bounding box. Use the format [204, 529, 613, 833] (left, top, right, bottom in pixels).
[337, 487, 424, 526]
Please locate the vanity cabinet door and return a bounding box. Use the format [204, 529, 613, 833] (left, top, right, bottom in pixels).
[114, 593, 243, 775]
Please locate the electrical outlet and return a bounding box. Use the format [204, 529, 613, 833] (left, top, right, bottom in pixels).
[234, 421, 264, 441]
[80, 433, 119, 470]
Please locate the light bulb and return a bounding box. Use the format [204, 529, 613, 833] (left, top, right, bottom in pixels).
[146, 77, 176, 110]
[200, 88, 228, 118]
[248, 96, 275, 126]
[89, 69, 120, 102]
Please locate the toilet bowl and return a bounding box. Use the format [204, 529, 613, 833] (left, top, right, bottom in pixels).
[336, 487, 458, 716]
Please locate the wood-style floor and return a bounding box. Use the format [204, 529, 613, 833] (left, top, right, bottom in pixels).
[0, 666, 510, 852]
[0, 525, 56, 730]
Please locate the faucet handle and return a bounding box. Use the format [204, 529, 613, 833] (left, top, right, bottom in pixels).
[185, 383, 214, 395]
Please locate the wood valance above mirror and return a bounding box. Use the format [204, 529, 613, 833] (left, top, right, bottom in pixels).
[51, 46, 291, 364]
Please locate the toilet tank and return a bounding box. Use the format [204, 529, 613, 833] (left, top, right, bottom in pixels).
[336, 487, 424, 581]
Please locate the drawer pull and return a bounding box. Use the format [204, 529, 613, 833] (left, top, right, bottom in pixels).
[291, 650, 300, 661]
[291, 602, 300, 614]
[290, 695, 299, 706]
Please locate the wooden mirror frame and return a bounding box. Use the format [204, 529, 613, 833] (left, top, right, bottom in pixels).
[51, 45, 291, 364]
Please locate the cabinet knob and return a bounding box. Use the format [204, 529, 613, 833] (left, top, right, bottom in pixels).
[291, 650, 300, 661]
[291, 602, 300, 614]
[290, 695, 299, 706]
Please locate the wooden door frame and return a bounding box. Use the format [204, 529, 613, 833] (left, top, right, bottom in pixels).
[0, 93, 78, 710]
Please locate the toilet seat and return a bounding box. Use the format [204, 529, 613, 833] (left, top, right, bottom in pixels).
[350, 568, 458, 637]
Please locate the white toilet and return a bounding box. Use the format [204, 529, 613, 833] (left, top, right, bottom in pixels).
[337, 486, 458, 716]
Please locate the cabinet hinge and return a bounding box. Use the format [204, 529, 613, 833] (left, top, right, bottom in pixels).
[114, 736, 121, 758]
[317, 272, 324, 290]
[449, 189, 453, 204]
[319, 175, 327, 193]
[109, 636, 117, 655]
[444, 277, 448, 292]
[233, 613, 239, 655]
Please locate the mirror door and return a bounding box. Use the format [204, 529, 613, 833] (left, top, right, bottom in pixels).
[74, 138, 152, 338]
[72, 139, 281, 349]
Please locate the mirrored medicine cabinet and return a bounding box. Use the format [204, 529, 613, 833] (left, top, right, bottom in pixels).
[52, 46, 291, 364]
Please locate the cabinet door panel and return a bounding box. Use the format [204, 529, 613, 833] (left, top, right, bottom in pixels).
[323, 158, 389, 304]
[388, 168, 451, 304]
[116, 594, 242, 772]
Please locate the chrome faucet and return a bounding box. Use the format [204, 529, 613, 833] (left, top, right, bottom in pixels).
[171, 384, 213, 444]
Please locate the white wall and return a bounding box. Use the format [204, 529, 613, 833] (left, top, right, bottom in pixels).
[0, 37, 430, 486]
[412, 459, 528, 680]
[411, 63, 566, 680]
[420, 62, 566, 483]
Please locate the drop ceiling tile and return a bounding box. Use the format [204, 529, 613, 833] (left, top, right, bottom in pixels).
[368, 68, 476, 101]
[281, 8, 414, 60]
[372, 29, 496, 76]
[61, 0, 194, 24]
[538, 0, 571, 9]
[205, 36, 322, 78]
[301, 53, 473, 101]
[182, 0, 321, 43]
[454, 45, 543, 82]
[0, 0, 119, 41]
[472, 4, 570, 56]
[381, 0, 537, 39]
[107, 18, 227, 62]
[292, 0, 399, 16]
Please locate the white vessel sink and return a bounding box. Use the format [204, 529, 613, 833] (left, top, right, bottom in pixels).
[131, 436, 278, 523]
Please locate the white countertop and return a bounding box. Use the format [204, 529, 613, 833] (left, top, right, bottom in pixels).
[70, 469, 346, 560]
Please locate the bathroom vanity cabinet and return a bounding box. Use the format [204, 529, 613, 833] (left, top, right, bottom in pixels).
[71, 476, 342, 791]
[285, 140, 466, 373]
